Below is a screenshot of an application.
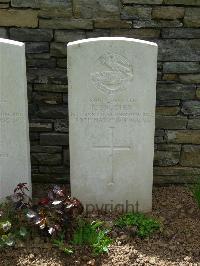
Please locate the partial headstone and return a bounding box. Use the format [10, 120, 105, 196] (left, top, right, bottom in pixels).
[0, 38, 31, 200]
[68, 37, 157, 212]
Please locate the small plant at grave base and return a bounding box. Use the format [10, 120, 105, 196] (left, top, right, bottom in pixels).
[26, 185, 84, 238]
[190, 181, 200, 208]
[115, 212, 161, 238]
[0, 183, 31, 248]
[53, 232, 74, 255]
[72, 219, 112, 255]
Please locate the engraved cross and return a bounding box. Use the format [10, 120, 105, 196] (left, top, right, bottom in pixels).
[93, 127, 131, 186]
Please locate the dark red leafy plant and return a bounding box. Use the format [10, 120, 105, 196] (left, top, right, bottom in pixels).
[26, 185, 83, 236]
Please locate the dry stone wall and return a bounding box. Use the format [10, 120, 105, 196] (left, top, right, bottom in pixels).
[0, 0, 199, 184]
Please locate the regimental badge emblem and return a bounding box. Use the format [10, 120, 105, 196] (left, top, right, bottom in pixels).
[91, 52, 133, 96]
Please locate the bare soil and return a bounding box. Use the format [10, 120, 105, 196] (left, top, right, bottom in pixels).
[0, 185, 200, 266]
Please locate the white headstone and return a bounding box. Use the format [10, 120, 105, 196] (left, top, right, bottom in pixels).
[68, 37, 157, 212]
[0, 38, 31, 200]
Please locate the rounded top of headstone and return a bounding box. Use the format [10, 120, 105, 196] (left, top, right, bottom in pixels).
[67, 37, 158, 48]
[0, 38, 24, 47]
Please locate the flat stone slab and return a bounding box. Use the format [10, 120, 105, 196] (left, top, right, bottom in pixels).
[68, 37, 157, 212]
[0, 38, 31, 200]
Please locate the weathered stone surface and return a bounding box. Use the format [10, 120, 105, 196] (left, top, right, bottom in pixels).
[164, 0, 200, 5]
[0, 0, 10, 3]
[86, 29, 111, 38]
[31, 145, 62, 153]
[39, 165, 67, 173]
[156, 115, 187, 129]
[156, 144, 181, 152]
[28, 68, 67, 84]
[156, 106, 180, 115]
[163, 62, 200, 74]
[50, 42, 66, 57]
[27, 58, 56, 68]
[184, 8, 200, 27]
[26, 42, 49, 54]
[37, 105, 67, 119]
[162, 74, 178, 81]
[10, 28, 53, 41]
[0, 28, 7, 38]
[68, 37, 157, 212]
[154, 166, 200, 176]
[0, 3, 9, 8]
[29, 122, 52, 132]
[32, 92, 62, 104]
[157, 83, 196, 100]
[40, 19, 93, 29]
[179, 74, 200, 84]
[54, 119, 68, 132]
[34, 84, 67, 92]
[133, 20, 182, 28]
[31, 153, 62, 165]
[152, 6, 184, 19]
[0, 39, 31, 199]
[157, 39, 200, 61]
[154, 151, 180, 166]
[54, 30, 85, 42]
[0, 9, 38, 28]
[111, 28, 160, 38]
[63, 149, 69, 165]
[167, 130, 200, 144]
[122, 0, 162, 3]
[121, 6, 152, 20]
[73, 0, 120, 19]
[181, 101, 200, 116]
[11, 0, 72, 8]
[57, 58, 67, 68]
[187, 119, 200, 129]
[162, 28, 200, 38]
[94, 19, 132, 29]
[157, 99, 180, 107]
[180, 145, 200, 167]
[38, 8, 72, 18]
[154, 175, 198, 184]
[197, 87, 200, 98]
[40, 133, 68, 145]
[32, 173, 69, 183]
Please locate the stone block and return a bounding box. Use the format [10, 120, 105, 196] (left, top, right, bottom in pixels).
[181, 101, 200, 116]
[162, 28, 200, 38]
[0, 28, 7, 38]
[50, 42, 66, 57]
[0, 9, 38, 28]
[39, 19, 93, 29]
[163, 62, 200, 73]
[25, 42, 49, 54]
[54, 119, 68, 132]
[121, 6, 152, 20]
[156, 106, 180, 115]
[157, 83, 196, 100]
[180, 145, 200, 167]
[38, 105, 68, 118]
[164, 0, 200, 5]
[38, 7, 72, 18]
[111, 28, 160, 38]
[29, 122, 52, 132]
[156, 115, 187, 129]
[133, 20, 182, 28]
[54, 30, 85, 42]
[94, 19, 132, 29]
[34, 84, 67, 92]
[40, 133, 68, 145]
[154, 151, 180, 166]
[27, 58, 56, 68]
[179, 74, 200, 84]
[152, 6, 184, 19]
[63, 149, 69, 165]
[122, 0, 162, 3]
[184, 8, 200, 27]
[39, 165, 67, 174]
[31, 153, 62, 165]
[27, 68, 67, 84]
[32, 92, 62, 104]
[187, 119, 200, 129]
[10, 28, 53, 41]
[57, 58, 67, 68]
[154, 166, 200, 176]
[157, 39, 200, 61]
[156, 100, 180, 107]
[156, 144, 181, 152]
[167, 130, 200, 144]
[31, 145, 62, 153]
